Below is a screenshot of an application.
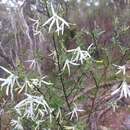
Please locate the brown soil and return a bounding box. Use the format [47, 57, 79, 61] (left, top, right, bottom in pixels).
[99, 106, 130, 130]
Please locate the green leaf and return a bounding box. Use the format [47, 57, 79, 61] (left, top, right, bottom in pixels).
[50, 96, 64, 109]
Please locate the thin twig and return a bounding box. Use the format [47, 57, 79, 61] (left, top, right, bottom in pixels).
[52, 34, 71, 111]
[88, 71, 100, 121]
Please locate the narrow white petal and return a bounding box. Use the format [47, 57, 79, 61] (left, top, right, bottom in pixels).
[57, 15, 70, 27]
[56, 19, 60, 35]
[70, 61, 80, 66]
[111, 87, 121, 95]
[61, 23, 64, 35]
[49, 19, 55, 32]
[87, 43, 94, 51]
[42, 17, 54, 27]
[119, 88, 124, 99]
[0, 66, 12, 74]
[0, 78, 6, 81]
[51, 3, 56, 16]
[70, 112, 74, 120]
[115, 70, 121, 75]
[6, 83, 10, 96]
[67, 48, 77, 52]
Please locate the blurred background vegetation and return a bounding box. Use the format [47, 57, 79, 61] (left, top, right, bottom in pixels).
[0, 0, 130, 130]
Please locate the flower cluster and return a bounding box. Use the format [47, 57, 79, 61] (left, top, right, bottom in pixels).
[19, 76, 53, 93]
[12, 93, 53, 129]
[62, 59, 80, 75]
[42, 3, 70, 35]
[14, 93, 52, 120]
[0, 66, 53, 98]
[0, 66, 19, 100]
[11, 93, 53, 130]
[111, 64, 130, 99]
[25, 58, 41, 74]
[113, 64, 126, 76]
[111, 80, 130, 99]
[62, 44, 93, 75]
[0, 65, 54, 129]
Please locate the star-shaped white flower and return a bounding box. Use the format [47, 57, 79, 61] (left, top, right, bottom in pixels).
[18, 78, 34, 93]
[67, 103, 84, 120]
[49, 50, 57, 60]
[0, 66, 19, 100]
[31, 76, 53, 86]
[25, 59, 41, 73]
[67, 44, 93, 64]
[29, 17, 41, 36]
[62, 59, 80, 75]
[18, 76, 53, 93]
[42, 3, 70, 35]
[111, 80, 130, 99]
[113, 64, 126, 76]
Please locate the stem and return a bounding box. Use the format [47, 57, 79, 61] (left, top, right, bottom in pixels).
[119, 49, 128, 64]
[67, 72, 84, 98]
[45, 0, 50, 18]
[52, 34, 71, 111]
[88, 71, 100, 120]
[42, 1, 71, 126]
[91, 31, 100, 59]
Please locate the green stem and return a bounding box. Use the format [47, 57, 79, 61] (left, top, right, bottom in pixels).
[52, 34, 71, 111]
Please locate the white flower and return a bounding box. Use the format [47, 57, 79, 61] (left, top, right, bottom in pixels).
[49, 50, 57, 65]
[67, 44, 93, 64]
[111, 80, 130, 99]
[24, 102, 35, 119]
[62, 59, 80, 75]
[29, 17, 41, 36]
[18, 78, 33, 93]
[0, 66, 19, 100]
[31, 76, 53, 86]
[24, 59, 41, 74]
[35, 109, 45, 121]
[42, 3, 70, 35]
[11, 117, 24, 130]
[15, 93, 52, 121]
[18, 76, 53, 93]
[113, 64, 126, 76]
[67, 103, 84, 120]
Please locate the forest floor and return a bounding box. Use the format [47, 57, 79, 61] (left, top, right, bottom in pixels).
[99, 100, 130, 130]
